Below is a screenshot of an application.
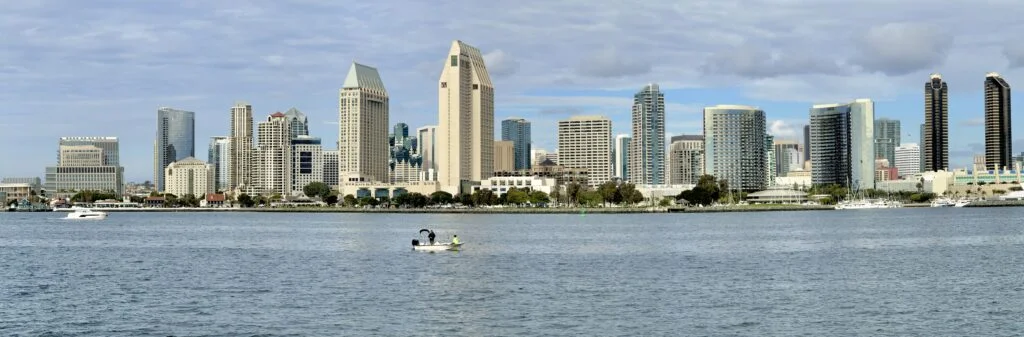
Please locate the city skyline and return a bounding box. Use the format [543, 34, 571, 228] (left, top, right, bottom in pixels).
[3, 2, 1024, 181]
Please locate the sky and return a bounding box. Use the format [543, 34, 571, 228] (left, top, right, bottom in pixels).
[2, 0, 1024, 182]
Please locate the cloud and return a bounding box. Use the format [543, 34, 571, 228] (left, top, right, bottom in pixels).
[701, 46, 846, 78]
[850, 22, 953, 76]
[576, 48, 651, 78]
[769, 120, 803, 140]
[538, 107, 585, 116]
[482, 49, 519, 78]
[1003, 43, 1024, 68]
[959, 118, 984, 127]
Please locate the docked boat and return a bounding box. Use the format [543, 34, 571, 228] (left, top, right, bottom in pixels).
[835, 199, 900, 210]
[954, 199, 971, 207]
[412, 228, 461, 251]
[64, 207, 107, 220]
[930, 198, 955, 207]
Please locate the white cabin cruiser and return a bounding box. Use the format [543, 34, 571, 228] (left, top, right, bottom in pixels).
[412, 229, 461, 251]
[64, 207, 107, 220]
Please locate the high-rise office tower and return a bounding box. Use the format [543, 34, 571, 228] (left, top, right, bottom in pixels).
[389, 123, 422, 183]
[984, 72, 1012, 171]
[208, 136, 231, 192]
[417, 125, 437, 181]
[437, 40, 494, 191]
[154, 107, 195, 192]
[558, 116, 612, 186]
[45, 137, 125, 199]
[703, 105, 768, 191]
[803, 124, 811, 162]
[283, 107, 309, 139]
[338, 62, 389, 184]
[255, 112, 291, 195]
[809, 99, 875, 190]
[322, 150, 339, 188]
[501, 118, 531, 170]
[229, 102, 254, 191]
[613, 134, 631, 180]
[895, 143, 921, 178]
[765, 135, 776, 186]
[668, 135, 704, 185]
[629, 83, 666, 185]
[924, 73, 948, 172]
[291, 135, 323, 195]
[874, 118, 901, 165]
[773, 140, 801, 176]
[493, 140, 515, 173]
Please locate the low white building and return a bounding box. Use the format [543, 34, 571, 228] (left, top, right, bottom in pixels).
[635, 184, 693, 200]
[474, 176, 557, 196]
[164, 157, 215, 197]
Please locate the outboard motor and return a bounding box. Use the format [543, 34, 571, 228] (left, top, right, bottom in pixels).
[411, 239, 420, 246]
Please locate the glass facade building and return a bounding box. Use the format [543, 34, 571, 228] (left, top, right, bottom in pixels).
[154, 107, 195, 192]
[208, 136, 231, 192]
[501, 118, 532, 170]
[703, 105, 767, 192]
[629, 84, 666, 185]
[809, 99, 875, 190]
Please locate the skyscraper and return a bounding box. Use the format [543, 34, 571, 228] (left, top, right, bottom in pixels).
[389, 123, 422, 183]
[668, 135, 703, 185]
[338, 62, 389, 184]
[208, 136, 231, 192]
[45, 137, 124, 199]
[924, 73, 949, 172]
[773, 140, 801, 176]
[493, 140, 515, 172]
[895, 143, 921, 177]
[254, 112, 291, 195]
[437, 40, 494, 192]
[283, 107, 309, 139]
[154, 107, 195, 192]
[629, 83, 666, 185]
[417, 125, 437, 181]
[229, 102, 254, 191]
[803, 124, 811, 163]
[558, 116, 612, 186]
[322, 150, 339, 188]
[501, 118, 531, 170]
[809, 99, 875, 190]
[984, 72, 1012, 171]
[765, 135, 776, 186]
[291, 135, 323, 195]
[613, 134, 631, 180]
[703, 105, 767, 192]
[874, 118, 901, 165]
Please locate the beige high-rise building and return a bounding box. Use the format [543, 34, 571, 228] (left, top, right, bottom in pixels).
[494, 140, 515, 173]
[164, 157, 215, 197]
[229, 102, 254, 191]
[254, 112, 291, 196]
[338, 62, 389, 184]
[437, 40, 494, 192]
[557, 116, 612, 186]
[668, 135, 704, 185]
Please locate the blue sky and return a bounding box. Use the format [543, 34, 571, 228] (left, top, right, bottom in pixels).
[2, 0, 1024, 182]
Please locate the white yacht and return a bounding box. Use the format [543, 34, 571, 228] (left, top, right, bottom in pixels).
[835, 199, 900, 210]
[64, 207, 107, 220]
[930, 198, 955, 207]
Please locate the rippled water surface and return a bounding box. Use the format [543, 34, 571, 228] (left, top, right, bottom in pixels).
[2, 209, 1023, 336]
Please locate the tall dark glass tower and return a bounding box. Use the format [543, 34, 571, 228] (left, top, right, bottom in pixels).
[155, 107, 196, 191]
[924, 73, 948, 172]
[629, 83, 666, 185]
[984, 72, 1012, 171]
[500, 118, 531, 170]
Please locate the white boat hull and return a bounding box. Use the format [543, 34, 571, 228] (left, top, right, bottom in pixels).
[412, 243, 461, 251]
[64, 208, 108, 219]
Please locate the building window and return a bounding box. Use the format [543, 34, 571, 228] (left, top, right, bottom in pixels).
[441, 82, 447, 88]
[450, 55, 458, 67]
[472, 84, 479, 90]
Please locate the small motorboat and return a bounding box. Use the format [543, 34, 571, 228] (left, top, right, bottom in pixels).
[64, 207, 107, 220]
[412, 228, 461, 251]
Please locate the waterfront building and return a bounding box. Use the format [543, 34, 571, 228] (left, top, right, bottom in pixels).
[45, 137, 124, 199]
[283, 107, 309, 139]
[629, 83, 666, 185]
[773, 140, 801, 176]
[809, 99, 875, 190]
[390, 123, 422, 184]
[984, 72, 1012, 171]
[254, 112, 291, 196]
[163, 157, 214, 197]
[492, 159, 590, 186]
[437, 40, 494, 193]
[291, 135, 324, 196]
[924, 73, 949, 171]
[339, 62, 389, 184]
[703, 105, 767, 192]
[613, 134, 630, 180]
[667, 135, 703, 185]
[322, 149, 339, 188]
[208, 136, 231, 192]
[493, 140, 515, 173]
[501, 118, 531, 170]
[874, 118, 900, 166]
[895, 143, 921, 178]
[229, 102, 254, 191]
[416, 125, 437, 181]
[474, 176, 557, 197]
[557, 115, 612, 186]
[1, 177, 42, 196]
[154, 107, 195, 192]
[0, 184, 31, 202]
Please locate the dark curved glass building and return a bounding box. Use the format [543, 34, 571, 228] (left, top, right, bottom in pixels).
[154, 107, 195, 192]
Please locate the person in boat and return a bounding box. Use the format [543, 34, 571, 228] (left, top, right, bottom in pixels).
[428, 230, 436, 245]
[452, 235, 460, 245]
